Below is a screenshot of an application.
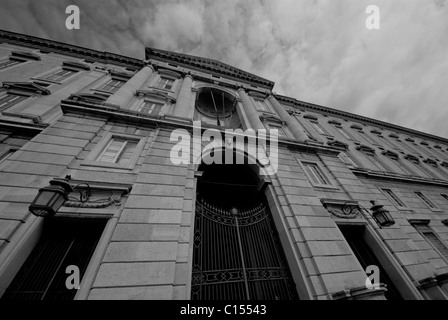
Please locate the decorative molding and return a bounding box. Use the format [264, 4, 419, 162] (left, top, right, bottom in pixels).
[2, 81, 51, 96]
[320, 199, 361, 219]
[63, 180, 131, 209]
[327, 119, 342, 125]
[146, 47, 274, 90]
[62, 60, 91, 71]
[350, 124, 363, 130]
[274, 94, 448, 146]
[10, 50, 41, 61]
[302, 113, 319, 121]
[382, 150, 399, 159]
[408, 219, 430, 226]
[332, 284, 387, 300]
[0, 29, 143, 68]
[326, 139, 348, 150]
[404, 154, 420, 163]
[356, 144, 376, 153]
[416, 276, 438, 290]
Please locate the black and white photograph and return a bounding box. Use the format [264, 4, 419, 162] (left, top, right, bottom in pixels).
[0, 0, 447, 311]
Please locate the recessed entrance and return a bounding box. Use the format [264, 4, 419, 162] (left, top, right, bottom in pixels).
[191, 162, 299, 300]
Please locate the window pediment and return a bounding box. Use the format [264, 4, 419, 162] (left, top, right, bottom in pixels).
[371, 129, 382, 135]
[303, 113, 319, 121]
[423, 158, 438, 166]
[158, 68, 181, 79]
[248, 91, 267, 100]
[63, 60, 90, 71]
[356, 144, 375, 153]
[328, 119, 342, 126]
[69, 93, 108, 104]
[389, 133, 399, 139]
[2, 82, 50, 96]
[10, 51, 41, 61]
[350, 124, 363, 130]
[382, 150, 399, 160]
[327, 139, 348, 150]
[136, 89, 176, 104]
[404, 154, 420, 163]
[260, 114, 283, 125]
[110, 70, 133, 80]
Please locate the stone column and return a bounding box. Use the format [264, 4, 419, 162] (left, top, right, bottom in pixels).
[237, 88, 265, 131]
[174, 74, 194, 118]
[106, 65, 155, 108]
[267, 95, 309, 142]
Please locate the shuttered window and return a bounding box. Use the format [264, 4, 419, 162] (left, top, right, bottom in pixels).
[0, 59, 22, 70]
[139, 101, 163, 115]
[41, 69, 77, 82]
[98, 79, 125, 93]
[97, 138, 138, 165]
[414, 224, 448, 261]
[415, 192, 437, 209]
[156, 77, 174, 90]
[382, 188, 405, 207]
[0, 94, 28, 112]
[302, 162, 329, 185]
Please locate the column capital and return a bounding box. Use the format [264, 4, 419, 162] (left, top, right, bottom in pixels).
[181, 72, 194, 80]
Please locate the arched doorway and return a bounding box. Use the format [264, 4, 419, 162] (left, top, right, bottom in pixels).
[191, 159, 299, 300]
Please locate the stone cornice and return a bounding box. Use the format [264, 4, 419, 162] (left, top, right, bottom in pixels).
[0, 29, 143, 69]
[60, 100, 342, 156]
[146, 47, 274, 90]
[275, 94, 448, 145]
[352, 168, 448, 187]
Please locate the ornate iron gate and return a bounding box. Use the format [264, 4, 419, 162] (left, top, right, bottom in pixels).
[191, 199, 299, 300]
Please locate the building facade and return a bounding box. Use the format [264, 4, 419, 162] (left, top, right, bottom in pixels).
[0, 29, 448, 300]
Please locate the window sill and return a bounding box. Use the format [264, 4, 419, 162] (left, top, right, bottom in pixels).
[81, 160, 135, 171]
[31, 77, 63, 85]
[311, 184, 340, 191]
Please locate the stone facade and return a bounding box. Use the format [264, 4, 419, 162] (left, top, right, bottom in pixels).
[0, 29, 447, 300]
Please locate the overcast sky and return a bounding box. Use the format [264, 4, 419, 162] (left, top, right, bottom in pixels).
[1, 0, 447, 138]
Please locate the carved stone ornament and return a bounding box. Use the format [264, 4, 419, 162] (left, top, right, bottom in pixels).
[320, 199, 361, 219]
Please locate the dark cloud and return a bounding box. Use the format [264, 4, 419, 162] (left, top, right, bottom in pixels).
[0, 0, 447, 138]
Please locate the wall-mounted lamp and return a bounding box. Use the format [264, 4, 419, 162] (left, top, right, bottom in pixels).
[28, 176, 74, 218]
[369, 200, 395, 227]
[28, 175, 106, 218]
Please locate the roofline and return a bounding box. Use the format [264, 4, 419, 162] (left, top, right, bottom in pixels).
[275, 94, 448, 145]
[0, 29, 143, 69]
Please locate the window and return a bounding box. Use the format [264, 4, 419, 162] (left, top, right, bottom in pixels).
[301, 162, 330, 185]
[156, 77, 174, 90]
[98, 79, 125, 93]
[412, 223, 448, 262]
[382, 188, 406, 208]
[383, 152, 414, 176]
[0, 149, 15, 164]
[138, 101, 163, 116]
[254, 99, 270, 112]
[0, 94, 28, 112]
[97, 138, 139, 165]
[365, 152, 387, 171]
[414, 192, 437, 209]
[353, 128, 377, 144]
[310, 121, 327, 135]
[338, 152, 358, 168]
[40, 69, 77, 82]
[2, 218, 107, 300]
[334, 125, 352, 140]
[441, 194, 448, 201]
[0, 59, 22, 70]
